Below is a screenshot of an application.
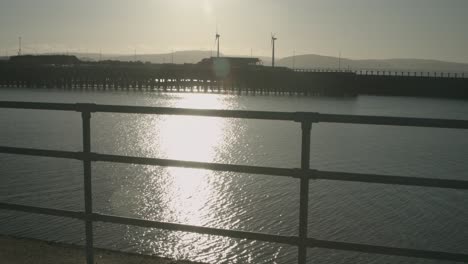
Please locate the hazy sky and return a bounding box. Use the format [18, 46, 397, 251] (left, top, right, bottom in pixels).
[1, 0, 468, 62]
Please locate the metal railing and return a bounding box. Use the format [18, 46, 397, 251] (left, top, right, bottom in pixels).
[293, 68, 468, 78]
[1, 101, 468, 264]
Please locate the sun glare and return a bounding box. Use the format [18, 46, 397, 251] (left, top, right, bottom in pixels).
[152, 94, 229, 252]
[158, 115, 223, 162]
[156, 94, 228, 222]
[158, 94, 227, 162]
[203, 0, 213, 15]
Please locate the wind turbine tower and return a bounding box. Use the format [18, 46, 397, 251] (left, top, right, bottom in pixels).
[271, 34, 277, 67]
[339, 51, 341, 71]
[215, 29, 220, 58]
[18, 37, 22, 56]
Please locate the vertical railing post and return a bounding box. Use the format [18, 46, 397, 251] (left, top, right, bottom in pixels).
[298, 120, 312, 264]
[81, 110, 94, 264]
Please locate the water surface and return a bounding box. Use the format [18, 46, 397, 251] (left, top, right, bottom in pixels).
[1, 88, 467, 263]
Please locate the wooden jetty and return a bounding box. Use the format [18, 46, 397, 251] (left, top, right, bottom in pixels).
[0, 55, 467, 98]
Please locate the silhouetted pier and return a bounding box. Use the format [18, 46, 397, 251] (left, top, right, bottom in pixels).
[1, 55, 467, 98]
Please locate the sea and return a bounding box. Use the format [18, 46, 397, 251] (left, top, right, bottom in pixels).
[0, 87, 467, 263]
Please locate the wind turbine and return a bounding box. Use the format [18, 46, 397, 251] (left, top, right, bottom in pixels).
[293, 49, 296, 70]
[18, 37, 22, 56]
[338, 51, 341, 71]
[215, 27, 220, 58]
[271, 33, 277, 67]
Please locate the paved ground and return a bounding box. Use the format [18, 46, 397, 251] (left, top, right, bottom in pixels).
[0, 235, 205, 264]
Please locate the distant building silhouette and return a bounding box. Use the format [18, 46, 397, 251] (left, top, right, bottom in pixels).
[9, 55, 80, 65]
[198, 57, 261, 68]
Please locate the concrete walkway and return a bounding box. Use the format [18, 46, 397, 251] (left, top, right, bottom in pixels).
[0, 235, 205, 264]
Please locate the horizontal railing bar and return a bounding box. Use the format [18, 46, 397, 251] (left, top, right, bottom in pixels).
[92, 104, 296, 121]
[80, 153, 468, 190]
[0, 202, 295, 245]
[92, 153, 295, 178]
[2, 146, 468, 190]
[0, 102, 295, 121]
[314, 113, 468, 129]
[1, 203, 466, 263]
[309, 238, 468, 263]
[0, 202, 84, 220]
[0, 101, 78, 112]
[0, 146, 79, 160]
[1, 101, 468, 129]
[314, 170, 468, 190]
[92, 213, 297, 246]
[93, 154, 468, 190]
[0, 146, 294, 178]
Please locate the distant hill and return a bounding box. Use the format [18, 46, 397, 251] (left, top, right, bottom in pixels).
[277, 54, 468, 73]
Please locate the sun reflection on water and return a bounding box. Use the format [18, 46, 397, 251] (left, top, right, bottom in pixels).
[165, 167, 212, 226]
[159, 115, 224, 162]
[161, 95, 227, 225]
[132, 94, 236, 258]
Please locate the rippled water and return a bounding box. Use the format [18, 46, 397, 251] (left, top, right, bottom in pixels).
[1, 88, 467, 263]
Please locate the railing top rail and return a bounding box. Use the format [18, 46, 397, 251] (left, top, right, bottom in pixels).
[1, 101, 468, 129]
